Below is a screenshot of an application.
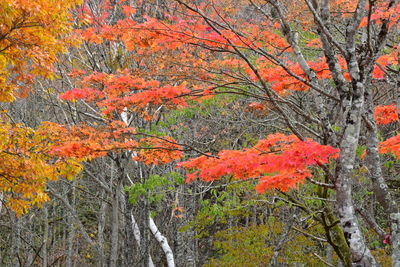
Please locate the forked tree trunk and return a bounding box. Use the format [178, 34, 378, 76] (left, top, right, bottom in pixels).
[335, 77, 376, 267]
[148, 216, 175, 267]
[131, 211, 155, 267]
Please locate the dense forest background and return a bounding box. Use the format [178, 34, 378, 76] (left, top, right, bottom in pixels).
[1, 0, 400, 266]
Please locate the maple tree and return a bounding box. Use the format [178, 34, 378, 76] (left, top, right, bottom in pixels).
[97, 0, 398, 265]
[45, 0, 400, 264]
[0, 120, 82, 215]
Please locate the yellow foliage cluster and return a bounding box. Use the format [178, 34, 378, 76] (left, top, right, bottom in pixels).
[0, 0, 81, 101]
[0, 116, 82, 216]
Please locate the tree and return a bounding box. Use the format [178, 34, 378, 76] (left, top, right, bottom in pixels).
[169, 0, 399, 265]
[87, 0, 397, 265]
[54, 0, 400, 265]
[0, 0, 82, 215]
[2, 0, 400, 266]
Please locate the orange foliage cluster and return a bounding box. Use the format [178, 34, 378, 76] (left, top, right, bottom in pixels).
[360, 1, 400, 28]
[380, 135, 400, 158]
[134, 137, 183, 165]
[281, 0, 359, 28]
[73, 0, 398, 98]
[248, 102, 265, 110]
[179, 134, 339, 192]
[251, 58, 341, 92]
[60, 71, 190, 117]
[49, 122, 183, 165]
[98, 83, 190, 116]
[373, 51, 398, 79]
[74, 0, 300, 93]
[49, 121, 137, 159]
[283, 0, 399, 29]
[374, 104, 399, 125]
[252, 53, 393, 92]
[0, 0, 82, 214]
[60, 87, 105, 102]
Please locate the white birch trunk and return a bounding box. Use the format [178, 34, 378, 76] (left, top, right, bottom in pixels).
[131, 212, 155, 267]
[148, 216, 175, 267]
[122, 94, 174, 266]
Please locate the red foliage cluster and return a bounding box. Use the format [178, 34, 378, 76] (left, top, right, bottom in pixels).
[60, 88, 105, 102]
[374, 104, 399, 125]
[72, 0, 398, 99]
[48, 121, 183, 165]
[179, 134, 339, 192]
[380, 135, 400, 158]
[249, 58, 349, 92]
[372, 52, 398, 79]
[248, 102, 265, 110]
[360, 2, 400, 28]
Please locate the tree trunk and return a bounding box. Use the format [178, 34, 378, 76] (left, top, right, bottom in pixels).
[364, 93, 400, 266]
[66, 179, 76, 267]
[335, 50, 376, 266]
[42, 205, 49, 267]
[149, 216, 175, 267]
[131, 211, 155, 267]
[98, 189, 107, 267]
[335, 94, 376, 266]
[109, 178, 120, 267]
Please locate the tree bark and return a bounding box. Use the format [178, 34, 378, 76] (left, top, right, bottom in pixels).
[98, 189, 107, 267]
[333, 1, 377, 265]
[335, 99, 377, 266]
[42, 205, 49, 267]
[66, 179, 76, 267]
[365, 94, 400, 266]
[109, 162, 120, 267]
[131, 211, 155, 267]
[149, 216, 175, 267]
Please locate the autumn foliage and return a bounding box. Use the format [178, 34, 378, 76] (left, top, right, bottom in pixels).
[380, 135, 400, 159]
[48, 121, 183, 165]
[1, 0, 400, 218]
[3, 0, 400, 266]
[0, 0, 81, 102]
[180, 134, 339, 192]
[374, 104, 399, 125]
[0, 119, 82, 215]
[60, 71, 190, 118]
